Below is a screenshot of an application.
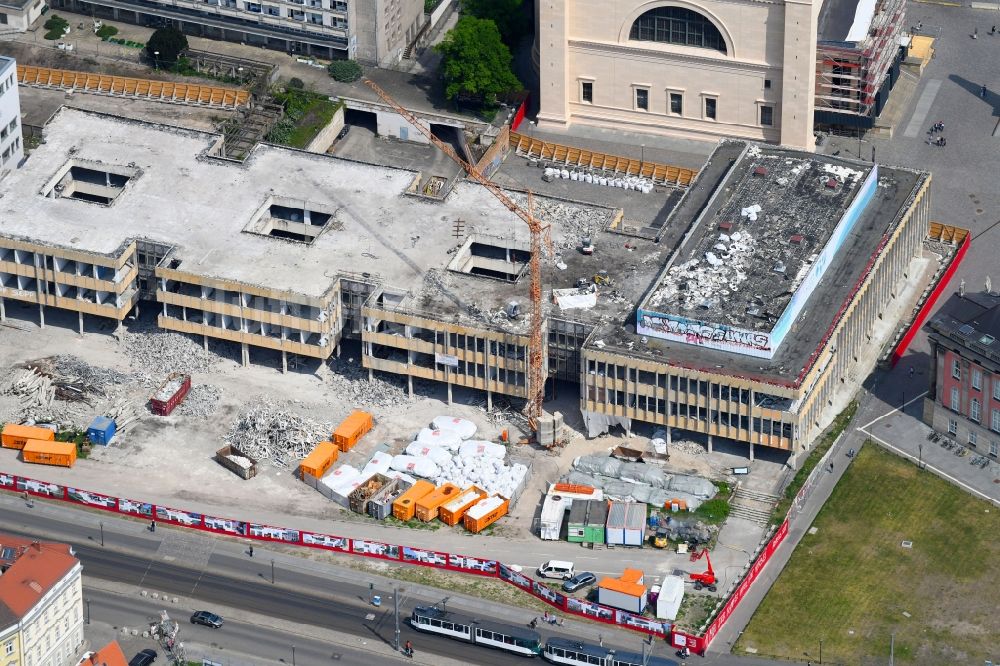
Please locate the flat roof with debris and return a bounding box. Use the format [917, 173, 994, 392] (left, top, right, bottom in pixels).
[638, 141, 879, 359]
[591, 140, 926, 387]
[0, 108, 668, 332]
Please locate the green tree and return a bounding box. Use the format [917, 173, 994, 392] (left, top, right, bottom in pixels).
[327, 59, 362, 82]
[461, 0, 526, 44]
[435, 16, 521, 106]
[146, 27, 188, 67]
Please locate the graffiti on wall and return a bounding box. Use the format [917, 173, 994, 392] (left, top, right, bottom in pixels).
[637, 310, 772, 357]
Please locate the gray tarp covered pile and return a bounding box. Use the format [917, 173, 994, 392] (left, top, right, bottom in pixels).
[565, 455, 718, 508]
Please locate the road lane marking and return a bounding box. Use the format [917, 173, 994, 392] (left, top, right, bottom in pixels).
[857, 390, 928, 431]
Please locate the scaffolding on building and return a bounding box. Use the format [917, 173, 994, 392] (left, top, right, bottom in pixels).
[814, 0, 906, 124]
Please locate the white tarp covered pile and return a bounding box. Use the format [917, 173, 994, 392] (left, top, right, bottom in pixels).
[361, 451, 393, 477]
[415, 428, 462, 451]
[563, 455, 718, 509]
[390, 455, 440, 478]
[431, 416, 477, 440]
[321, 464, 363, 507]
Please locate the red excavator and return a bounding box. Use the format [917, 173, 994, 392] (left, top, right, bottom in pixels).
[689, 549, 717, 592]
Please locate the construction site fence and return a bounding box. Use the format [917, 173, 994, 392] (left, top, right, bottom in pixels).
[888, 229, 970, 367]
[2, 470, 669, 640]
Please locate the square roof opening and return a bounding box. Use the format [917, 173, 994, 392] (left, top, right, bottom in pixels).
[40, 159, 139, 206]
[243, 196, 338, 245]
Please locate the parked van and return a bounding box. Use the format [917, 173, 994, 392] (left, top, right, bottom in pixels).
[538, 560, 575, 580]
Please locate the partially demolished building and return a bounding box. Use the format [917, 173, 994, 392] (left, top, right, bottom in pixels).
[0, 109, 930, 455]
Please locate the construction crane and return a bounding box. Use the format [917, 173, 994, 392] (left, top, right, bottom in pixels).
[363, 78, 547, 430]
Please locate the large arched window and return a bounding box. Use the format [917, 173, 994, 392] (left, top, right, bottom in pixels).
[629, 6, 727, 53]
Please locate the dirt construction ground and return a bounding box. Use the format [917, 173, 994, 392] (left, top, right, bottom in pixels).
[0, 300, 782, 607]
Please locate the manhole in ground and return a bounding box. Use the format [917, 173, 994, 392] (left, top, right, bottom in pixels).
[977, 208, 984, 214]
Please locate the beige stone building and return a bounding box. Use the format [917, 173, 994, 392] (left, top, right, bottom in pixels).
[536, 0, 820, 149]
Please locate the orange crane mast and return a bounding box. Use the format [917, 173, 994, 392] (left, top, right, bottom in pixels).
[362, 79, 546, 429]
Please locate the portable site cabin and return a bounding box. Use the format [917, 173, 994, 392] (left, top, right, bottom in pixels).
[86, 416, 116, 446]
[567, 499, 608, 544]
[2, 424, 54, 450]
[415, 483, 460, 521]
[654, 575, 685, 621]
[606, 501, 646, 546]
[333, 410, 373, 452]
[22, 440, 77, 468]
[540, 483, 605, 541]
[597, 569, 647, 614]
[299, 441, 339, 479]
[392, 480, 435, 521]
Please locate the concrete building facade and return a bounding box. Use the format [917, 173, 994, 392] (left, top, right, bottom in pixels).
[923, 291, 1000, 460]
[536, 0, 820, 149]
[47, 0, 424, 64]
[0, 535, 84, 666]
[0, 57, 24, 177]
[0, 109, 930, 454]
[0, 0, 45, 32]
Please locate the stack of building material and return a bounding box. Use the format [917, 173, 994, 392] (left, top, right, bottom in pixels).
[214, 444, 259, 479]
[348, 473, 391, 514]
[225, 401, 333, 469]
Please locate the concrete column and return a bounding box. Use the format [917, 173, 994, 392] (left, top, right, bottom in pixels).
[38, 303, 45, 329]
[282, 350, 288, 374]
[78, 311, 84, 335]
[447, 379, 453, 405]
[0, 295, 5, 321]
[408, 374, 413, 398]
[749, 440, 755, 462]
[487, 388, 493, 410]
[368, 368, 373, 381]
[778, 0, 820, 150]
[203, 335, 209, 351]
[707, 433, 713, 453]
[241, 342, 250, 367]
[666, 427, 672, 446]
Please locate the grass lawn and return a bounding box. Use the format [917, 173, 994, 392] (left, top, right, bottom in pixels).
[737, 445, 1000, 664]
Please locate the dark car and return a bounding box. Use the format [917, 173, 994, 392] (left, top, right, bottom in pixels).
[128, 649, 157, 666]
[561, 571, 597, 593]
[190, 611, 224, 628]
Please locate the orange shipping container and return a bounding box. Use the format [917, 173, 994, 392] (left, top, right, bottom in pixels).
[463, 495, 510, 533]
[415, 483, 460, 522]
[392, 479, 435, 521]
[22, 439, 76, 468]
[333, 410, 373, 452]
[438, 485, 487, 526]
[299, 441, 339, 479]
[2, 424, 55, 450]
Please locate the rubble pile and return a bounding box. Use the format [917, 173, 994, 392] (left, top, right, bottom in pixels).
[0, 356, 136, 429]
[122, 328, 225, 382]
[324, 355, 411, 409]
[224, 400, 333, 469]
[508, 193, 610, 252]
[671, 440, 707, 456]
[176, 384, 223, 418]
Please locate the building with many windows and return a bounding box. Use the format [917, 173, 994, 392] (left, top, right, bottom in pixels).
[923, 290, 1000, 459]
[535, 0, 906, 148]
[0, 108, 931, 455]
[0, 535, 84, 666]
[0, 57, 24, 178]
[44, 0, 424, 63]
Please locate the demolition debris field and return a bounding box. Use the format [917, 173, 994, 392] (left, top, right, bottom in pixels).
[736, 446, 1000, 665]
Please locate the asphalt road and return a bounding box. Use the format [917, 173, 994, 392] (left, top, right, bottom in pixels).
[85, 588, 385, 666]
[0, 504, 684, 665]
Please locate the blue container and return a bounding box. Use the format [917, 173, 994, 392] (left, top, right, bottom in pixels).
[87, 416, 117, 446]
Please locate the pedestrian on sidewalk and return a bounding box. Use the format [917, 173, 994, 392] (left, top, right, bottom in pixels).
[974, 27, 979, 39]
[249, 545, 254, 558]
[992, 25, 997, 35]
[982, 84, 988, 99]
[909, 365, 914, 378]
[150, 520, 156, 532]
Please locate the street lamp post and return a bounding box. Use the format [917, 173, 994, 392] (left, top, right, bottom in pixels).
[85, 598, 91, 624]
[819, 638, 823, 664]
[393, 585, 401, 652]
[99, 521, 104, 547]
[154, 51, 160, 70]
[918, 442, 923, 470]
[291, 645, 295, 666]
[271, 559, 275, 584]
[641, 144, 645, 164]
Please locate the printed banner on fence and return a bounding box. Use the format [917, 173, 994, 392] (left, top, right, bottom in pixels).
[17, 477, 63, 497]
[0, 473, 14, 489]
[567, 597, 614, 621]
[156, 506, 202, 526]
[532, 581, 566, 607]
[403, 547, 447, 567]
[67, 487, 117, 510]
[499, 563, 533, 589]
[118, 497, 154, 518]
[301, 532, 350, 551]
[250, 523, 300, 543]
[352, 539, 399, 559]
[449, 554, 496, 575]
[203, 515, 247, 536]
[616, 611, 668, 635]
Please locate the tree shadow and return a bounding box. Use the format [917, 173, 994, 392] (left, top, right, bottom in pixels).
[947, 74, 1000, 120]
